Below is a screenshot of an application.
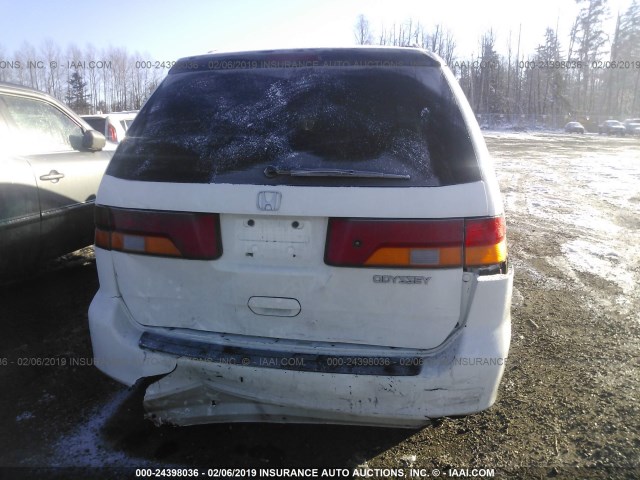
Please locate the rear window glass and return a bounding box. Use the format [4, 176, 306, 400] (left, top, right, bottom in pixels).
[83, 117, 106, 133]
[108, 54, 480, 187]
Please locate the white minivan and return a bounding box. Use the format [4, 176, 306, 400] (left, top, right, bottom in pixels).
[89, 47, 513, 427]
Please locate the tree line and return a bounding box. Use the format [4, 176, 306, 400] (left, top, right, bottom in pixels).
[355, 0, 640, 128]
[0, 42, 166, 114]
[1, 0, 638, 126]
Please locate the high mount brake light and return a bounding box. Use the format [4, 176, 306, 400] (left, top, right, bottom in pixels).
[94, 206, 221, 260]
[325, 216, 506, 269]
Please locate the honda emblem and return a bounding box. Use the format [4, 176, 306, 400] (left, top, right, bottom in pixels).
[257, 191, 282, 211]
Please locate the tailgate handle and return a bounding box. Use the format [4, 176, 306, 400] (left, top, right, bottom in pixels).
[248, 297, 301, 317]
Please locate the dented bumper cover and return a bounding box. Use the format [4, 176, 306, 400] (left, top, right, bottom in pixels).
[88, 264, 513, 428]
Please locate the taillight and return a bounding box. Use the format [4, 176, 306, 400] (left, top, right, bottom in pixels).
[94, 206, 222, 260]
[464, 216, 507, 267]
[325, 219, 464, 268]
[325, 216, 507, 269]
[108, 124, 117, 142]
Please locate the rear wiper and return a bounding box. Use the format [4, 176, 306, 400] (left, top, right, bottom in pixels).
[264, 165, 410, 180]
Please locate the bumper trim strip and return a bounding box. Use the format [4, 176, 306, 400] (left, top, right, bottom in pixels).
[139, 331, 422, 376]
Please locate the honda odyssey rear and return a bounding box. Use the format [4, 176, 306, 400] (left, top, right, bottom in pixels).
[89, 47, 513, 427]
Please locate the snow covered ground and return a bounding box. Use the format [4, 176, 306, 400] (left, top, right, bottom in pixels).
[487, 131, 640, 316]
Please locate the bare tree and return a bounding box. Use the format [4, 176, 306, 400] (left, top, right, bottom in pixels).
[40, 39, 63, 99]
[616, 0, 640, 114]
[573, 0, 609, 111]
[108, 47, 129, 110]
[353, 15, 373, 45]
[83, 43, 100, 113]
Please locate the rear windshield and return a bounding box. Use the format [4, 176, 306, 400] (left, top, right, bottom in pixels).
[107, 59, 480, 187]
[83, 117, 106, 133]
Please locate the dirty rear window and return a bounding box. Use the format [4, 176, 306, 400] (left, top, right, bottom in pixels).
[107, 56, 480, 186]
[83, 117, 106, 133]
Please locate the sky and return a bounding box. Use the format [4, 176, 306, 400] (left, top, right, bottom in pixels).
[0, 0, 634, 63]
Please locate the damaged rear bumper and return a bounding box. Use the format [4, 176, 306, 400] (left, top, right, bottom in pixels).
[89, 265, 513, 428]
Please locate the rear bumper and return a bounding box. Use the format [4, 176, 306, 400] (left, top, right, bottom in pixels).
[89, 259, 513, 427]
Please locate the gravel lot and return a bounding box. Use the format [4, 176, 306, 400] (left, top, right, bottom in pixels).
[0, 132, 638, 479]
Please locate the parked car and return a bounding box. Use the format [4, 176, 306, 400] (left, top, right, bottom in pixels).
[598, 119, 626, 136]
[0, 82, 111, 282]
[89, 48, 513, 428]
[623, 118, 640, 136]
[81, 111, 137, 147]
[564, 121, 585, 134]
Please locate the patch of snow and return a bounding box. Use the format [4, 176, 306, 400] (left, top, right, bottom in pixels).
[50, 388, 141, 468]
[562, 239, 636, 296]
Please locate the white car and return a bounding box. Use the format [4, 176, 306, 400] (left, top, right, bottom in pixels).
[623, 118, 640, 136]
[89, 47, 513, 427]
[81, 111, 137, 147]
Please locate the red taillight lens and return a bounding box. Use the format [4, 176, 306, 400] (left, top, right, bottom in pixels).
[108, 125, 117, 142]
[464, 216, 507, 267]
[465, 217, 505, 247]
[325, 216, 507, 269]
[94, 206, 222, 260]
[325, 218, 464, 268]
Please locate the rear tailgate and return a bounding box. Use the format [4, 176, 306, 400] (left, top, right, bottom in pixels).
[96, 48, 504, 350]
[97, 179, 494, 350]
